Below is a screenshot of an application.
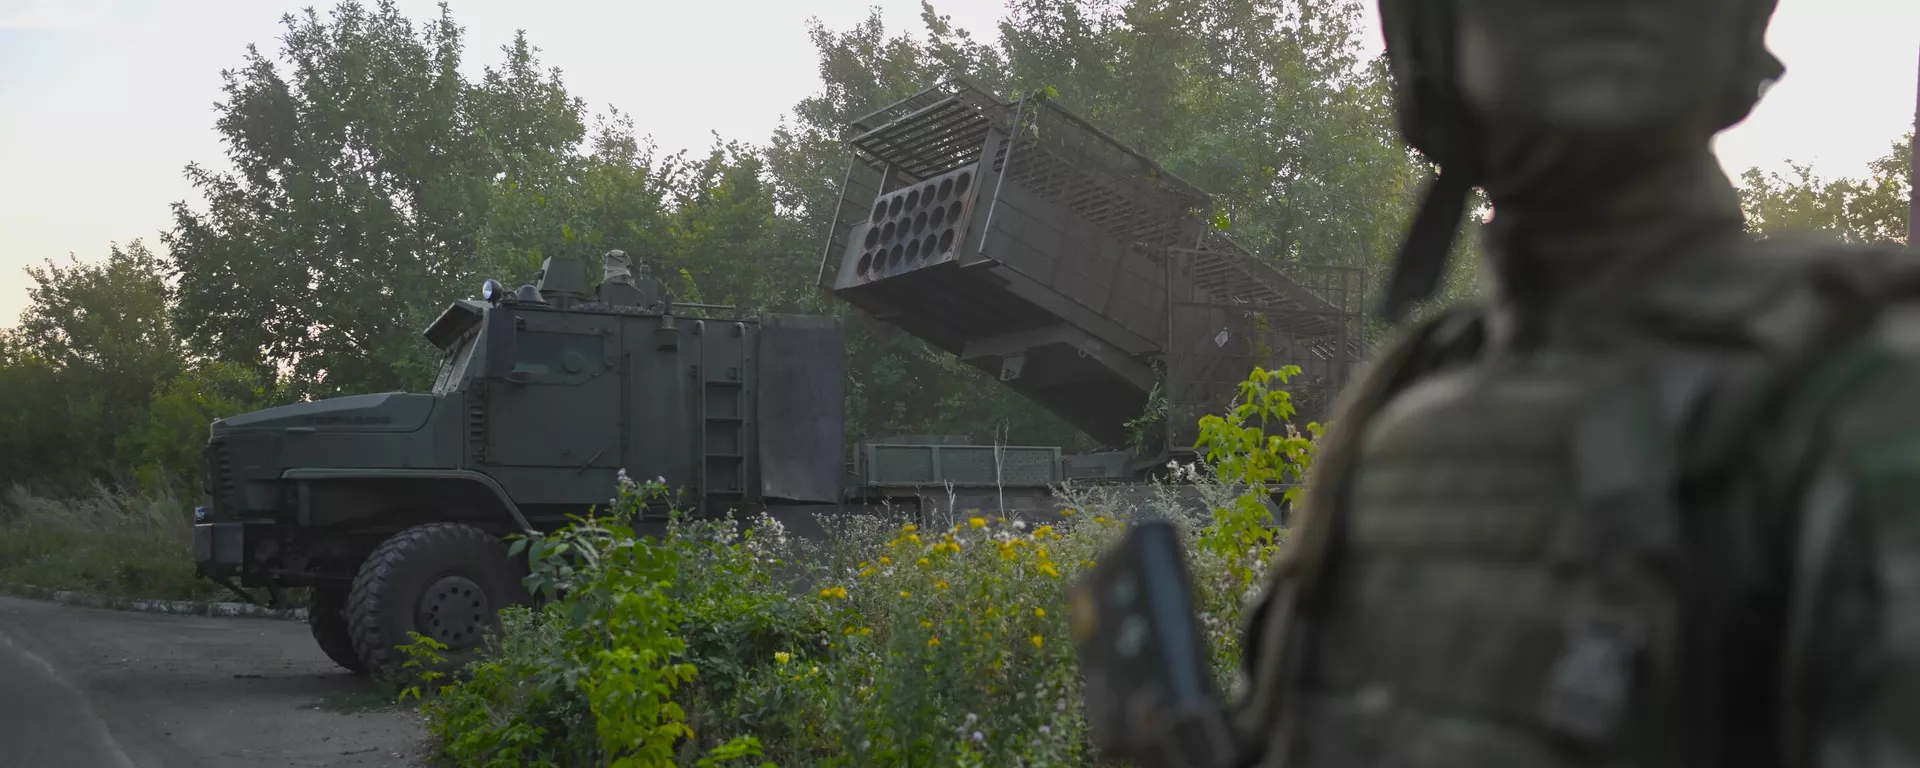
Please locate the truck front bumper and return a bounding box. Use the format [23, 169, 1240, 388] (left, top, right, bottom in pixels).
[192, 513, 270, 581]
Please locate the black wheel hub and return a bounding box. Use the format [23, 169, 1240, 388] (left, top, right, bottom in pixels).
[416, 575, 491, 649]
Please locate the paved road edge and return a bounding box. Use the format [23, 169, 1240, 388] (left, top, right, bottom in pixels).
[0, 582, 307, 621]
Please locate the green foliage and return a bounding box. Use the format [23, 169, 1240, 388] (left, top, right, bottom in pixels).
[405, 366, 1320, 767]
[0, 484, 221, 601]
[1738, 132, 1913, 247]
[163, 0, 582, 400]
[115, 361, 276, 500]
[1189, 365, 1320, 595]
[0, 240, 187, 493]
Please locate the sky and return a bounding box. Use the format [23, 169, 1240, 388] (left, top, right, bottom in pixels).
[1, 0, 1915, 328]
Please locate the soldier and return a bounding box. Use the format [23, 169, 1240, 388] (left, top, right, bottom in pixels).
[1071, 0, 1919, 766]
[1213, 0, 1920, 765]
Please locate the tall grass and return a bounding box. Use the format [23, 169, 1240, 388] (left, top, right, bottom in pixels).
[0, 483, 221, 601]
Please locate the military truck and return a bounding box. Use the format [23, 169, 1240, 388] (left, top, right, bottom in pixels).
[193, 77, 1368, 676]
[190, 252, 868, 674]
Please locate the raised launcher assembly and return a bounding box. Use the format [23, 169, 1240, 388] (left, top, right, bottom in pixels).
[818, 76, 1367, 453]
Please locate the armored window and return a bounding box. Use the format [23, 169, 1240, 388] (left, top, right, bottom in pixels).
[432, 330, 480, 394]
[511, 331, 603, 379]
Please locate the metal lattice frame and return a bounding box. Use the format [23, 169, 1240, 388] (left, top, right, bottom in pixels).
[818, 75, 1372, 452]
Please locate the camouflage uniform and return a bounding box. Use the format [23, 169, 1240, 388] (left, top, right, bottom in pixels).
[1226, 0, 1920, 766]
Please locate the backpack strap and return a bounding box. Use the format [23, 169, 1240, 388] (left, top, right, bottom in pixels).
[1228, 302, 1490, 761]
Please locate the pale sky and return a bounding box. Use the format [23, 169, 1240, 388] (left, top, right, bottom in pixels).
[1, 0, 1915, 328]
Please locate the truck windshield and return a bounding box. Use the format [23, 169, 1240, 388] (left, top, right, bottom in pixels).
[431, 332, 479, 394]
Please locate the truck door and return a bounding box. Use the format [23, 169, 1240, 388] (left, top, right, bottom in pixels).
[482, 311, 623, 507]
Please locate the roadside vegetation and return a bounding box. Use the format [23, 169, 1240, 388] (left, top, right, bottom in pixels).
[393, 367, 1316, 767]
[0, 484, 220, 601]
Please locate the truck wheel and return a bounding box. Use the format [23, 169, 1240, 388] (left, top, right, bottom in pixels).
[308, 586, 367, 674]
[346, 522, 529, 678]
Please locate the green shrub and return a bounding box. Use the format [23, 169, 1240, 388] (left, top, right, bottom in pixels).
[0, 483, 222, 601]
[409, 367, 1321, 767]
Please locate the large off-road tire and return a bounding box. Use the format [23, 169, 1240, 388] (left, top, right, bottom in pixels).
[346, 522, 530, 679]
[308, 585, 368, 675]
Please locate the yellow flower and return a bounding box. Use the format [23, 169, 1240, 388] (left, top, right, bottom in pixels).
[936, 580, 950, 590]
[1031, 634, 1045, 649]
[1034, 607, 1046, 618]
[1038, 563, 1060, 579]
[1062, 508, 1076, 516]
[774, 652, 791, 665]
[906, 533, 921, 544]
[878, 556, 891, 565]
[819, 586, 849, 600]
[920, 619, 933, 629]
[899, 590, 911, 599]
[902, 523, 918, 532]
[969, 516, 987, 529]
[917, 557, 931, 567]
[928, 637, 941, 648]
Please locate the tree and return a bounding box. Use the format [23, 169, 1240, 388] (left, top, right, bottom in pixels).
[164, 0, 584, 400]
[0, 240, 187, 491]
[1738, 132, 1913, 246]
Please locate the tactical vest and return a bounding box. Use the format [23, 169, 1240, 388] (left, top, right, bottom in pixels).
[1228, 235, 1920, 768]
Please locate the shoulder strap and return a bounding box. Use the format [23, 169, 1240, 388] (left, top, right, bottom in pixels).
[1227, 302, 1490, 759]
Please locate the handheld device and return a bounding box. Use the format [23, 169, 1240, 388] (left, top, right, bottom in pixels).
[1068, 519, 1243, 768]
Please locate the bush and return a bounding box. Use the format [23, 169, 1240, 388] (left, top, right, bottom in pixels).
[0, 483, 222, 601]
[404, 366, 1320, 767]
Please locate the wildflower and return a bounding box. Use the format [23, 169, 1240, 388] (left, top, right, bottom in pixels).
[969, 516, 987, 529]
[1034, 607, 1046, 618]
[878, 555, 891, 565]
[973, 731, 985, 744]
[928, 637, 941, 647]
[774, 652, 791, 665]
[1038, 563, 1060, 579]
[966, 713, 978, 725]
[902, 523, 918, 532]
[921, 619, 934, 629]
[1062, 508, 1075, 516]
[1031, 634, 1045, 649]
[936, 580, 950, 590]
[900, 590, 911, 599]
[1013, 520, 1027, 531]
[917, 557, 931, 567]
[819, 586, 849, 600]
[1040, 725, 1052, 736]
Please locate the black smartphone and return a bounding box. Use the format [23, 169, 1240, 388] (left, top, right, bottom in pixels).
[1068, 519, 1240, 768]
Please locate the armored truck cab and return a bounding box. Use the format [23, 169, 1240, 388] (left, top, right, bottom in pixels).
[192, 252, 845, 675]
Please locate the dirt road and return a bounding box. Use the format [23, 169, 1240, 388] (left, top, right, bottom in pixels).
[0, 594, 430, 768]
